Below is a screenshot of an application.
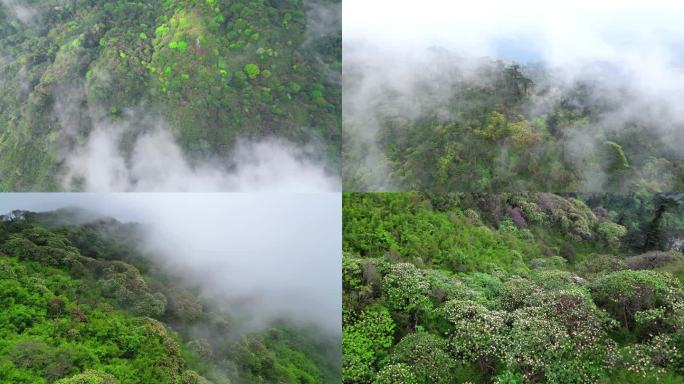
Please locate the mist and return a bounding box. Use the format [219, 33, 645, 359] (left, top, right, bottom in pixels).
[0, 0, 37, 23]
[62, 123, 340, 192]
[0, 193, 342, 335]
[343, 0, 684, 191]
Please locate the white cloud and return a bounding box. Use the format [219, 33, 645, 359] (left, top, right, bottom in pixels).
[345, 0, 684, 63]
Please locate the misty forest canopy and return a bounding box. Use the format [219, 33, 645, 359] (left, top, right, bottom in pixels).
[343, 57, 684, 192]
[0, 0, 341, 191]
[0, 208, 340, 383]
[343, 192, 684, 383]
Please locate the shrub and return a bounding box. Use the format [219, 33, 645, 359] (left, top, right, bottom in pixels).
[625, 251, 677, 271]
[443, 300, 505, 372]
[530, 256, 567, 270]
[343, 255, 364, 291]
[423, 269, 469, 304]
[620, 335, 682, 377]
[497, 278, 541, 311]
[506, 206, 527, 228]
[343, 306, 395, 383]
[596, 221, 627, 250]
[375, 363, 418, 384]
[179, 370, 211, 384]
[530, 270, 577, 291]
[577, 254, 627, 278]
[383, 263, 431, 313]
[591, 270, 684, 329]
[388, 332, 452, 383]
[98, 261, 167, 317]
[504, 307, 574, 381]
[55, 370, 119, 384]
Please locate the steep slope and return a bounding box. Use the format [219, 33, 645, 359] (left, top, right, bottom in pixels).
[0, 0, 341, 190]
[0, 209, 340, 383]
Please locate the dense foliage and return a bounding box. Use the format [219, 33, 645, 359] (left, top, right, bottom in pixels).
[343, 192, 684, 383]
[0, 209, 340, 383]
[343, 60, 684, 191]
[0, 0, 341, 190]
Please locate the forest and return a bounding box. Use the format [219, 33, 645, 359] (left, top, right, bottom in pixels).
[343, 58, 684, 192]
[343, 192, 684, 383]
[0, 208, 340, 383]
[0, 0, 340, 190]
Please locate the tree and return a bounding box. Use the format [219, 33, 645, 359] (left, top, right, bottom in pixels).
[642, 195, 680, 251]
[243, 63, 260, 79]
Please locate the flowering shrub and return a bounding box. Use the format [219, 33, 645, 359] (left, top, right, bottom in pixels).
[444, 300, 506, 371]
[535, 194, 597, 241]
[591, 270, 684, 330]
[375, 364, 418, 384]
[530, 270, 577, 291]
[343, 193, 684, 383]
[383, 263, 431, 313]
[620, 335, 682, 377]
[388, 332, 453, 383]
[577, 254, 627, 279]
[504, 307, 575, 380]
[496, 278, 541, 311]
[509, 195, 546, 225]
[506, 206, 527, 228]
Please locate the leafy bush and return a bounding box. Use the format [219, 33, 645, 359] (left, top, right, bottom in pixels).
[444, 300, 506, 371]
[343, 306, 395, 383]
[591, 270, 684, 329]
[387, 332, 452, 383]
[382, 263, 431, 313]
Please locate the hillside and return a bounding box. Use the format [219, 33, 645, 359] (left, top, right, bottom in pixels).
[0, 0, 341, 190]
[342, 192, 684, 383]
[343, 59, 684, 192]
[0, 208, 340, 383]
